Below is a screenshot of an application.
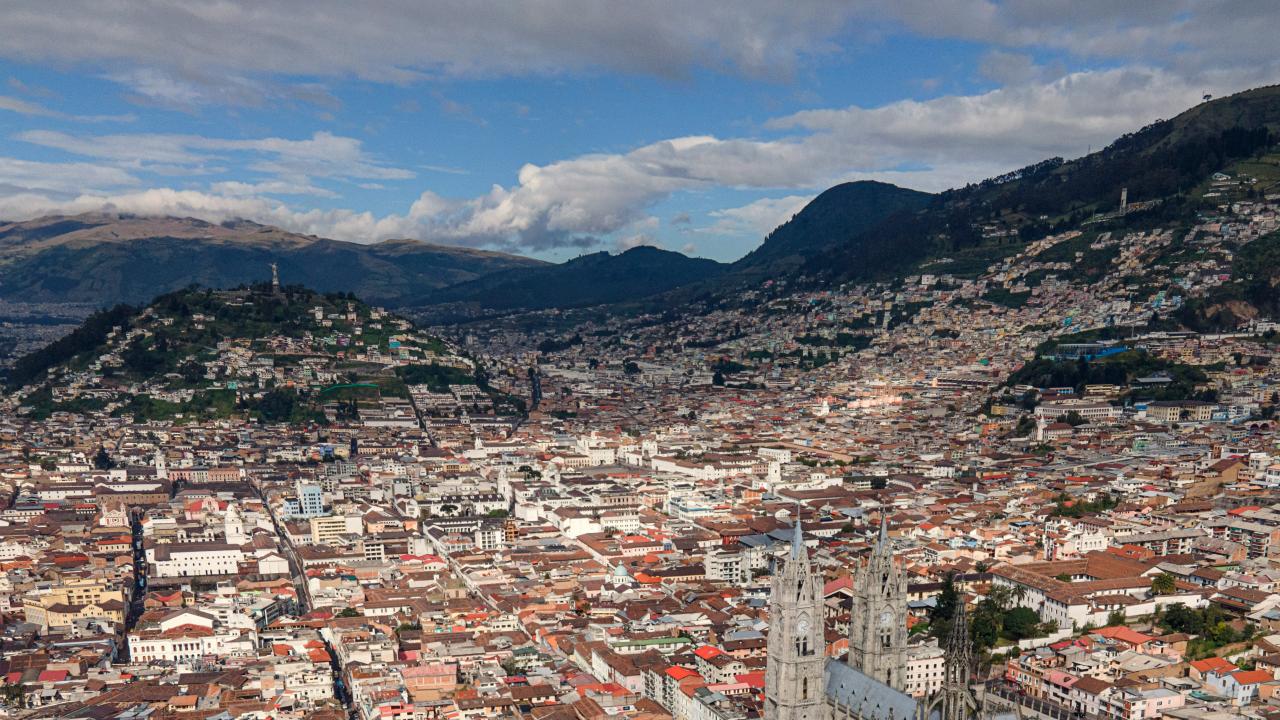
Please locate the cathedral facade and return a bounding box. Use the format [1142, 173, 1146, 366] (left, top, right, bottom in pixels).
[763, 519, 994, 720]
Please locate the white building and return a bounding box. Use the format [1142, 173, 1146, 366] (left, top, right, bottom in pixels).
[148, 542, 245, 578]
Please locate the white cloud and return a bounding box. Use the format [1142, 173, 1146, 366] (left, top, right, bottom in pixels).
[0, 94, 58, 117]
[0, 94, 133, 122]
[210, 180, 338, 199]
[0, 157, 138, 195]
[0, 2, 1273, 112]
[615, 233, 661, 252]
[17, 130, 413, 182]
[0, 1, 859, 86]
[0, 66, 1271, 255]
[705, 195, 813, 237]
[7, 76, 56, 99]
[877, 0, 1280, 74]
[977, 51, 1058, 85]
[0, 188, 422, 241]
[768, 66, 1257, 171]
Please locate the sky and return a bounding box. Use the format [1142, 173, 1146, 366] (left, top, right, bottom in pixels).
[0, 2, 1278, 263]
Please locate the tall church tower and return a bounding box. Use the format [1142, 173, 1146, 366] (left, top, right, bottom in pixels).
[764, 517, 827, 720]
[848, 516, 908, 690]
[938, 602, 980, 720]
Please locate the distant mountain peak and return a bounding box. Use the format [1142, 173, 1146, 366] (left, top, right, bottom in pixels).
[0, 213, 540, 307]
[425, 244, 727, 312]
[732, 180, 933, 274]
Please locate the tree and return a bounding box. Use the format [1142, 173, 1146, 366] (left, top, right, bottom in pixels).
[439, 504, 458, 516]
[1002, 607, 1041, 640]
[179, 360, 205, 384]
[1061, 410, 1087, 427]
[93, 445, 114, 470]
[1160, 603, 1204, 634]
[337, 607, 361, 617]
[1151, 573, 1177, 596]
[712, 370, 726, 386]
[1107, 610, 1126, 627]
[986, 585, 1013, 612]
[254, 388, 300, 423]
[929, 573, 959, 641]
[971, 610, 999, 650]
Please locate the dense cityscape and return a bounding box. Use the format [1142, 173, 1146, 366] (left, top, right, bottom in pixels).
[0, 172, 1276, 720]
[3, 5, 1280, 720]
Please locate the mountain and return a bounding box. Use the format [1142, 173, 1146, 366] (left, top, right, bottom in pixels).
[4, 284, 520, 421]
[732, 181, 933, 276]
[0, 214, 544, 307]
[803, 85, 1280, 283]
[423, 245, 728, 312]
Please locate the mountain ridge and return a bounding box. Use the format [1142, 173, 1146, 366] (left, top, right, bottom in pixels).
[3, 86, 1280, 321]
[422, 244, 728, 313]
[0, 213, 545, 307]
[801, 84, 1280, 283]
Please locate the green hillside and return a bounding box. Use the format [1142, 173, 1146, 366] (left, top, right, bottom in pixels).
[803, 85, 1280, 283]
[6, 284, 494, 423]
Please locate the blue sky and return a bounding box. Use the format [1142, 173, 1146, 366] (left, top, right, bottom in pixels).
[1, 1, 1277, 262]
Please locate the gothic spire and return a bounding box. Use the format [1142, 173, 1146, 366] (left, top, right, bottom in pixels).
[945, 601, 972, 673]
[764, 503, 825, 720]
[848, 507, 909, 691]
[940, 600, 977, 720]
[869, 510, 892, 565]
[791, 505, 805, 562]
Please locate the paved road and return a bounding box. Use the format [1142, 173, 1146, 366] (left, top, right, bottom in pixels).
[253, 480, 312, 612]
[124, 508, 148, 649]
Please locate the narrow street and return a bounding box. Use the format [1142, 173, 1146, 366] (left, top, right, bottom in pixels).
[121, 508, 148, 660]
[252, 480, 311, 613]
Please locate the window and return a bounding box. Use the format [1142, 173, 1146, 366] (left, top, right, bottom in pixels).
[796, 637, 812, 656]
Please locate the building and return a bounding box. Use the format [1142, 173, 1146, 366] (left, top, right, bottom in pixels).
[763, 519, 999, 719]
[285, 479, 325, 518]
[148, 542, 246, 578]
[848, 520, 908, 689]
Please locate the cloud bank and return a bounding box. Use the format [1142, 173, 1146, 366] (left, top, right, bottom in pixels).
[1, 66, 1264, 252]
